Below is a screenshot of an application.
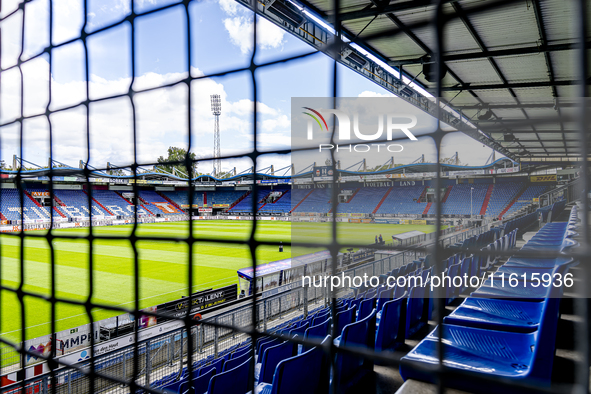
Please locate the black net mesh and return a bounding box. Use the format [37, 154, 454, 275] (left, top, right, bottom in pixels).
[0, 0, 589, 393]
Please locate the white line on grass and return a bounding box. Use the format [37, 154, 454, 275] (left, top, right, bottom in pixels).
[0, 275, 237, 336]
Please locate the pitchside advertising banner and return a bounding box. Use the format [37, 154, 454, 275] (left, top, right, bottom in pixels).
[156, 284, 238, 318]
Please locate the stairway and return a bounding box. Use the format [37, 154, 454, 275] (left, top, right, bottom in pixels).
[229, 191, 250, 210]
[498, 184, 528, 219]
[24, 190, 43, 207]
[417, 186, 428, 203]
[157, 192, 183, 210]
[84, 190, 114, 215]
[0, 212, 7, 221]
[479, 184, 494, 215]
[115, 191, 133, 205]
[422, 202, 432, 215]
[372, 187, 392, 214]
[53, 196, 66, 207]
[53, 207, 66, 218]
[441, 185, 453, 203]
[345, 188, 360, 203]
[289, 189, 314, 213]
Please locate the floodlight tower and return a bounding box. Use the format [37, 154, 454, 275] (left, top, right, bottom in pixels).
[211, 94, 222, 175]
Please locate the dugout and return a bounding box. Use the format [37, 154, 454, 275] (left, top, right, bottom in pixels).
[391, 231, 426, 248]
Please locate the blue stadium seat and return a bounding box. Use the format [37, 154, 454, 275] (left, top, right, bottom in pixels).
[232, 345, 251, 359]
[257, 338, 281, 361]
[206, 357, 225, 377]
[446, 263, 461, 304]
[443, 297, 544, 333]
[357, 298, 375, 321]
[254, 337, 328, 394]
[406, 284, 427, 337]
[223, 351, 251, 372]
[375, 286, 395, 314]
[208, 356, 252, 394]
[333, 309, 377, 393]
[333, 306, 356, 338]
[400, 288, 562, 392]
[289, 321, 309, 338]
[168, 366, 215, 394]
[304, 318, 331, 341]
[312, 311, 330, 326]
[256, 341, 295, 384]
[375, 294, 407, 353]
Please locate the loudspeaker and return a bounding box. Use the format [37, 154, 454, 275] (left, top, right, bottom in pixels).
[504, 134, 516, 142]
[423, 62, 447, 82]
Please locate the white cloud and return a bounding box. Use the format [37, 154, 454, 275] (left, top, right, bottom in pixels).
[219, 0, 240, 16]
[112, 0, 131, 15]
[262, 115, 289, 132]
[228, 99, 278, 116]
[1, 57, 292, 174]
[358, 90, 395, 98]
[221, 4, 286, 55]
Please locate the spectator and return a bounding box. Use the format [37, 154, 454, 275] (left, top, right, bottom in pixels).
[375, 235, 378, 244]
[379, 234, 383, 243]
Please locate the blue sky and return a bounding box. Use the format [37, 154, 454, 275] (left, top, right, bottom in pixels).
[0, 0, 497, 174]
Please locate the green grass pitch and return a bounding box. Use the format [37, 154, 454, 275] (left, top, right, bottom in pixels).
[0, 220, 439, 344]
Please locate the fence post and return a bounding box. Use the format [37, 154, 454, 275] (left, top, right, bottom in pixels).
[169, 335, 173, 366]
[199, 326, 204, 354]
[145, 340, 151, 388]
[179, 329, 185, 375]
[214, 317, 219, 358]
[263, 300, 268, 331]
[232, 313, 236, 339]
[122, 347, 127, 383]
[303, 287, 308, 318]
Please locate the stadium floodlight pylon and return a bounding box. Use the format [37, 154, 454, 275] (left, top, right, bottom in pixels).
[211, 94, 222, 175]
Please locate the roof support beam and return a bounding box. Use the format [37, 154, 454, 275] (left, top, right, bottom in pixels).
[451, 2, 547, 155]
[380, 9, 509, 150]
[435, 80, 582, 91]
[453, 103, 574, 109]
[388, 42, 582, 66]
[487, 130, 583, 134]
[339, 0, 452, 21]
[496, 139, 580, 142]
[531, 0, 566, 152]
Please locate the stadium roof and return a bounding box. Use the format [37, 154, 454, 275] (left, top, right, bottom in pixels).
[0, 157, 517, 182]
[248, 0, 590, 166]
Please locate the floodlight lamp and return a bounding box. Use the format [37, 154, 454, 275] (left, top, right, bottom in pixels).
[211, 94, 222, 115]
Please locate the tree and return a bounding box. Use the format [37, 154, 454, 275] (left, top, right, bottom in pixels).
[214, 170, 234, 179]
[157, 147, 198, 178]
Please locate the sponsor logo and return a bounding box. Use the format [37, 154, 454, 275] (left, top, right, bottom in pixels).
[531, 175, 557, 182]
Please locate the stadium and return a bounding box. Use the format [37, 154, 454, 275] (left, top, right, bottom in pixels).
[0, 0, 589, 394]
